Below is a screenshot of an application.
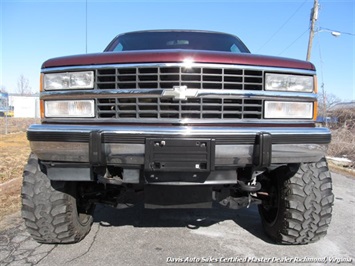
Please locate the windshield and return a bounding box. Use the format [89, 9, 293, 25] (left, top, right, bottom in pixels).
[105, 31, 250, 53]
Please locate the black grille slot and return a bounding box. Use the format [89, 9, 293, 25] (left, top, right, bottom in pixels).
[96, 66, 263, 90]
[97, 97, 262, 120]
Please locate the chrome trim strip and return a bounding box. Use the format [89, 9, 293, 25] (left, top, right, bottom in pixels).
[42, 63, 316, 76]
[41, 88, 317, 101]
[41, 118, 316, 124]
[30, 142, 89, 162]
[28, 124, 330, 137]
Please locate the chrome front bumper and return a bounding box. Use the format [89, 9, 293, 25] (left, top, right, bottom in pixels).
[28, 124, 330, 167]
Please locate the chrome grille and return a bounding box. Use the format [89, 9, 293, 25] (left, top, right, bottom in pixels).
[97, 97, 263, 120]
[96, 66, 263, 90]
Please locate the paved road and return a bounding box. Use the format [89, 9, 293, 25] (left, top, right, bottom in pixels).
[0, 172, 354, 266]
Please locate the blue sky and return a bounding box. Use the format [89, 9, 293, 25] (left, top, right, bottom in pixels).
[1, 0, 354, 100]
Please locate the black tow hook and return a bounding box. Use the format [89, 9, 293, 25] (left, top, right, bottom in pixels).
[237, 180, 261, 192]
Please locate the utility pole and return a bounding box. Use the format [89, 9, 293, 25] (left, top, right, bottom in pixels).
[306, 0, 319, 61]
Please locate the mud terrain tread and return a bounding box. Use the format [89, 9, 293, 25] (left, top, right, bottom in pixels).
[260, 158, 334, 244]
[21, 154, 93, 244]
[282, 159, 333, 244]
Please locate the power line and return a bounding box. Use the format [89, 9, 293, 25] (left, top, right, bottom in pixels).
[256, 0, 309, 53]
[319, 27, 355, 36]
[278, 28, 310, 56]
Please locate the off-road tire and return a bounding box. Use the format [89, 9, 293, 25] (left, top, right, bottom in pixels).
[21, 153, 94, 244]
[258, 158, 334, 244]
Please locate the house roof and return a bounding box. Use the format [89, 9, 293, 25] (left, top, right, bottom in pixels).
[329, 101, 355, 111]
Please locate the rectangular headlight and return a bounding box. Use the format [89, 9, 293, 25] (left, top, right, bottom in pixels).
[265, 73, 313, 92]
[264, 101, 313, 119]
[45, 100, 95, 118]
[43, 71, 94, 90]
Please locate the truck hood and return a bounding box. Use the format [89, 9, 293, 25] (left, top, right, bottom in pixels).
[42, 50, 315, 70]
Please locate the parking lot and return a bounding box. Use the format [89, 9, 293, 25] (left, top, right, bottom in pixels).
[0, 172, 354, 266]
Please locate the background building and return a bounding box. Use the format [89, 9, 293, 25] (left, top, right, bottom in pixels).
[9, 94, 40, 118]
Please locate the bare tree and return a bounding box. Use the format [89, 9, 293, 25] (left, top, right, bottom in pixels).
[17, 74, 32, 95]
[317, 90, 341, 118]
[332, 106, 355, 129]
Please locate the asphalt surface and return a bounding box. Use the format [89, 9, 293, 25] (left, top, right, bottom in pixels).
[0, 172, 354, 266]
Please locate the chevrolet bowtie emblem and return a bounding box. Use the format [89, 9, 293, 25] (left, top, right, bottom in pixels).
[162, 86, 198, 101]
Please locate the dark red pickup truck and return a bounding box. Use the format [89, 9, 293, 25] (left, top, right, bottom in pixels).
[22, 30, 333, 245]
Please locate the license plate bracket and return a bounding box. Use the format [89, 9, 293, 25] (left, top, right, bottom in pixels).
[144, 138, 215, 181]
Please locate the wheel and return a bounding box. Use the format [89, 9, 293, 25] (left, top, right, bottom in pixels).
[258, 158, 334, 244]
[21, 153, 95, 244]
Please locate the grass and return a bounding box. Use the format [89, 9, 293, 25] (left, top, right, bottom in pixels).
[328, 128, 355, 163]
[0, 117, 40, 221]
[0, 132, 31, 183]
[0, 132, 31, 221]
[0, 117, 40, 135]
